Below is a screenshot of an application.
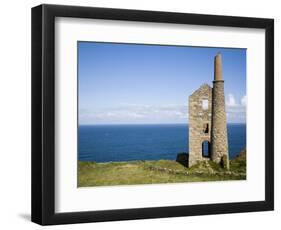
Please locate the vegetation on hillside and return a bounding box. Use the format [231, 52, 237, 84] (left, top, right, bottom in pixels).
[78, 149, 246, 187]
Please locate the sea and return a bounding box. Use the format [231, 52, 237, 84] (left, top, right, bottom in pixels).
[78, 124, 246, 162]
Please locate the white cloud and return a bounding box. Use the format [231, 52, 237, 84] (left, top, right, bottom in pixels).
[241, 95, 247, 106]
[225, 94, 246, 123]
[80, 94, 246, 124]
[80, 103, 187, 124]
[226, 94, 237, 107]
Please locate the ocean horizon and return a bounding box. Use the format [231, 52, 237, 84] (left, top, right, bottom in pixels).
[78, 123, 246, 162]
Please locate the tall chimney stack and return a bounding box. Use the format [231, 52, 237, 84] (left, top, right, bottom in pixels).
[211, 53, 229, 169]
[214, 53, 222, 81]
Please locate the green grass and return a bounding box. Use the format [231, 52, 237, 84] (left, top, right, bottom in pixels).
[78, 152, 246, 187]
[229, 149, 246, 174]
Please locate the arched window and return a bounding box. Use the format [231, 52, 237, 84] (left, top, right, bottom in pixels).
[202, 141, 210, 158]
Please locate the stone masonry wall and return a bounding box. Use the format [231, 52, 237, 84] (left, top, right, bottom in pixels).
[188, 84, 212, 167]
[210, 80, 229, 168]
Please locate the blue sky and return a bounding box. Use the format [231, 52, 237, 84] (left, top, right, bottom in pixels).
[78, 42, 246, 124]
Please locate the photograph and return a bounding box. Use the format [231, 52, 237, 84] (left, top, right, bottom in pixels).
[77, 42, 247, 187]
[30, 3, 274, 225]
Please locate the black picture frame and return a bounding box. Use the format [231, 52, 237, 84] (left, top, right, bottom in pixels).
[31, 4, 274, 225]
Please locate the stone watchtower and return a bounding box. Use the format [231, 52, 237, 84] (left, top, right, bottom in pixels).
[188, 53, 229, 168]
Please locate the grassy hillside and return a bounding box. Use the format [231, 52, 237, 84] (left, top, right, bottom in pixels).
[78, 150, 246, 187]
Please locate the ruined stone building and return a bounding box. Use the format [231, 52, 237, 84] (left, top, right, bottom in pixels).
[188, 53, 229, 169]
